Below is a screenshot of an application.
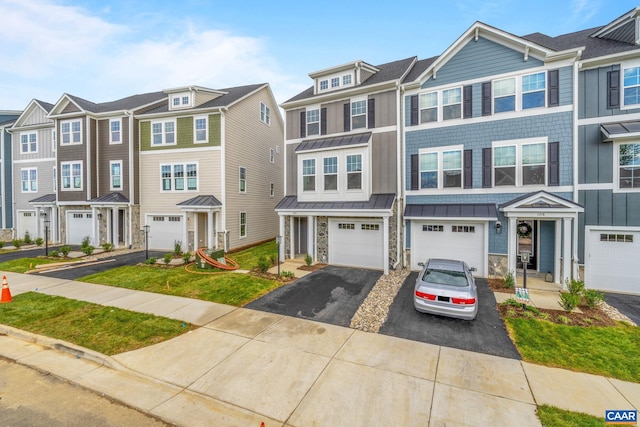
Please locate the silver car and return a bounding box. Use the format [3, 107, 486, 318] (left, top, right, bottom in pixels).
[414, 259, 478, 320]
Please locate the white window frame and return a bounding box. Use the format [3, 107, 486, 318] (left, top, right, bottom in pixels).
[21, 167, 37, 193]
[52, 166, 57, 192]
[170, 93, 191, 109]
[343, 74, 352, 86]
[331, 77, 340, 88]
[110, 160, 122, 191]
[419, 91, 438, 123]
[492, 138, 548, 187]
[323, 156, 338, 192]
[351, 97, 367, 129]
[110, 118, 121, 144]
[159, 162, 198, 192]
[60, 119, 82, 145]
[320, 80, 328, 91]
[493, 77, 516, 113]
[614, 142, 640, 192]
[418, 145, 464, 190]
[260, 102, 271, 125]
[60, 161, 83, 191]
[20, 132, 37, 154]
[521, 72, 546, 110]
[151, 120, 176, 146]
[239, 166, 247, 193]
[302, 158, 316, 192]
[346, 154, 363, 190]
[239, 211, 247, 238]
[306, 108, 320, 136]
[194, 116, 208, 144]
[52, 129, 56, 152]
[270, 182, 275, 197]
[270, 148, 275, 164]
[442, 87, 462, 120]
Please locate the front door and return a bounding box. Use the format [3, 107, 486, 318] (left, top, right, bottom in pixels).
[517, 220, 536, 269]
[294, 217, 308, 256]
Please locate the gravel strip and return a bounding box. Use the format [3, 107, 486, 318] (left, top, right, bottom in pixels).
[350, 268, 410, 333]
[599, 301, 637, 326]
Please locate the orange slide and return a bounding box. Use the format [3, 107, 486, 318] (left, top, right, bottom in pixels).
[196, 247, 239, 270]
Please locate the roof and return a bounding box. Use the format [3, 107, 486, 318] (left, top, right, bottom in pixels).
[284, 57, 417, 104]
[499, 191, 583, 210]
[177, 195, 222, 207]
[275, 193, 395, 211]
[34, 99, 54, 113]
[28, 194, 56, 204]
[0, 118, 17, 127]
[88, 192, 130, 204]
[600, 120, 640, 139]
[404, 203, 498, 220]
[296, 132, 371, 152]
[66, 91, 167, 114]
[402, 56, 438, 84]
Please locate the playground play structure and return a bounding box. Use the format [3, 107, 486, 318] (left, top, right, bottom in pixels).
[196, 247, 239, 270]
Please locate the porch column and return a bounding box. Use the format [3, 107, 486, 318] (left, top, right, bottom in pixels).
[35, 207, 41, 239]
[288, 216, 294, 259]
[207, 211, 214, 250]
[92, 207, 98, 246]
[554, 219, 562, 284]
[279, 214, 285, 262]
[53, 206, 59, 243]
[193, 213, 199, 251]
[112, 207, 119, 248]
[307, 215, 314, 261]
[508, 216, 517, 274]
[182, 212, 188, 252]
[562, 217, 572, 288]
[214, 212, 219, 249]
[383, 216, 389, 275]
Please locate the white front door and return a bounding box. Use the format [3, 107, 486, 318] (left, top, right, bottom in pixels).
[585, 228, 640, 293]
[329, 218, 384, 270]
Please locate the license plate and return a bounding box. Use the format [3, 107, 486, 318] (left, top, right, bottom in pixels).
[437, 296, 450, 302]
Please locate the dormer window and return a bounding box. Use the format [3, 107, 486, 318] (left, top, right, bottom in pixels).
[182, 96, 189, 105]
[320, 80, 328, 90]
[331, 77, 340, 88]
[170, 93, 192, 109]
[343, 75, 352, 85]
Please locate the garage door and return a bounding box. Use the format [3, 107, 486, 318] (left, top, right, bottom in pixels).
[16, 211, 37, 240]
[585, 229, 640, 293]
[411, 221, 485, 276]
[329, 219, 384, 270]
[66, 211, 93, 244]
[147, 215, 183, 250]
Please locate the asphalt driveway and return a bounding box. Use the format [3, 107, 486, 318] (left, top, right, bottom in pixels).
[605, 292, 640, 325]
[245, 266, 382, 327]
[379, 272, 521, 359]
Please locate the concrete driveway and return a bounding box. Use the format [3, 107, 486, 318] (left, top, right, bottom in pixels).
[605, 292, 640, 325]
[379, 272, 521, 359]
[245, 266, 382, 327]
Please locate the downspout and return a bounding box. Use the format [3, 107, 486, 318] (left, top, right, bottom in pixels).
[0, 127, 6, 230]
[220, 108, 227, 251]
[125, 110, 134, 248]
[400, 84, 408, 269]
[572, 57, 581, 279]
[393, 81, 402, 270]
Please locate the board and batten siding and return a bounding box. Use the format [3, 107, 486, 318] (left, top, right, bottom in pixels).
[55, 116, 88, 203]
[578, 65, 640, 119]
[223, 86, 283, 250]
[285, 143, 299, 196]
[97, 118, 130, 197]
[12, 160, 56, 211]
[371, 131, 397, 194]
[22, 107, 52, 127]
[13, 127, 56, 161]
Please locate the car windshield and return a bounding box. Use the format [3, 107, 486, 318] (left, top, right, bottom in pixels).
[422, 268, 468, 287]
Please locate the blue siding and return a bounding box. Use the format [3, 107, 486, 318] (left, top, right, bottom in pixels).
[558, 66, 573, 106]
[578, 65, 640, 119]
[538, 221, 555, 274]
[421, 37, 543, 89]
[578, 124, 613, 185]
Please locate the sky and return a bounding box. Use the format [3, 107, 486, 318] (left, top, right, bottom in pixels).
[1, 0, 639, 111]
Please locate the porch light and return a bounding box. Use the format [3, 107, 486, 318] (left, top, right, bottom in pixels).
[495, 221, 502, 234]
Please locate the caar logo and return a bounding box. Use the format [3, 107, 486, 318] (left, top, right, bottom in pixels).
[606, 410, 637, 425]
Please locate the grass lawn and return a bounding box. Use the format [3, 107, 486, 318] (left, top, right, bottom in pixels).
[0, 257, 72, 273]
[228, 239, 278, 270]
[506, 318, 640, 382]
[537, 405, 605, 427]
[0, 292, 195, 355]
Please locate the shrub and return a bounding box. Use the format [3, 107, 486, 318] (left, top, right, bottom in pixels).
[12, 239, 22, 249]
[101, 243, 114, 252]
[538, 312, 550, 321]
[182, 252, 192, 264]
[145, 257, 157, 265]
[583, 289, 604, 309]
[558, 292, 580, 312]
[503, 270, 515, 289]
[257, 255, 271, 273]
[35, 237, 44, 246]
[0, 241, 4, 249]
[269, 254, 277, 266]
[304, 253, 313, 266]
[163, 253, 173, 265]
[173, 240, 183, 256]
[557, 315, 571, 325]
[49, 250, 59, 258]
[525, 305, 540, 315]
[281, 270, 295, 278]
[60, 246, 72, 257]
[501, 298, 521, 308]
[82, 245, 94, 255]
[23, 231, 32, 244]
[81, 236, 90, 249]
[566, 278, 585, 296]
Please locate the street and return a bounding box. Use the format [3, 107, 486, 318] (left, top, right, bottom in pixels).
[0, 357, 169, 427]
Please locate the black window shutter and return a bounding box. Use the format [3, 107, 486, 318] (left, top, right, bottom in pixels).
[464, 149, 473, 188]
[410, 154, 419, 190]
[548, 141, 559, 186]
[548, 69, 559, 107]
[343, 103, 351, 132]
[482, 82, 492, 116]
[299, 111, 306, 138]
[320, 107, 327, 135]
[463, 85, 473, 118]
[367, 98, 375, 129]
[410, 95, 419, 126]
[607, 70, 620, 110]
[482, 147, 492, 188]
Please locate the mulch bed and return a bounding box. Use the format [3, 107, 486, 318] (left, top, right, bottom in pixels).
[298, 263, 328, 271]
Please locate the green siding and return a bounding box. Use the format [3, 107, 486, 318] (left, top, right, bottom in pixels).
[140, 121, 150, 149]
[209, 114, 221, 146]
[177, 117, 193, 148]
[140, 113, 221, 151]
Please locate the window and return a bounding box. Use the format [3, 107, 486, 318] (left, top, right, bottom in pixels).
[419, 148, 462, 189]
[61, 120, 82, 144]
[302, 159, 315, 191]
[351, 100, 367, 129]
[331, 77, 340, 88]
[52, 166, 57, 192]
[61, 161, 82, 190]
[420, 152, 437, 189]
[320, 80, 328, 90]
[260, 102, 271, 125]
[619, 143, 640, 189]
[442, 88, 461, 120]
[452, 225, 475, 233]
[306, 109, 319, 135]
[419, 92, 438, 123]
[173, 97, 180, 107]
[361, 224, 380, 231]
[323, 156, 338, 191]
[442, 150, 462, 187]
[521, 143, 546, 185]
[21, 168, 37, 192]
[493, 141, 546, 186]
[160, 163, 198, 191]
[270, 148, 275, 164]
[494, 146, 516, 186]
[624, 66, 640, 106]
[338, 223, 355, 230]
[600, 233, 633, 242]
[343, 75, 352, 85]
[110, 161, 122, 190]
[493, 78, 516, 113]
[110, 119, 121, 143]
[522, 72, 546, 109]
[240, 212, 247, 238]
[346, 154, 362, 190]
[52, 129, 56, 152]
[270, 182, 274, 197]
[20, 132, 37, 153]
[422, 225, 443, 232]
[239, 167, 247, 193]
[194, 117, 207, 143]
[152, 121, 175, 145]
[182, 96, 189, 105]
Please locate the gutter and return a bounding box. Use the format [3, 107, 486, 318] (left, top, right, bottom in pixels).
[125, 110, 134, 248]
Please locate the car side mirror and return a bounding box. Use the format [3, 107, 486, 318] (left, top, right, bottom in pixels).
[418, 262, 425, 267]
[469, 267, 477, 272]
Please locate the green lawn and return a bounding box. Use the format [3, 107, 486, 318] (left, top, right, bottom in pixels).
[506, 318, 640, 382]
[0, 257, 72, 273]
[0, 292, 195, 355]
[537, 405, 605, 427]
[228, 239, 278, 270]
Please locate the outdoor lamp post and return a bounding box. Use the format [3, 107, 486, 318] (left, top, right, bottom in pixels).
[44, 219, 50, 257]
[143, 225, 150, 260]
[276, 235, 282, 276]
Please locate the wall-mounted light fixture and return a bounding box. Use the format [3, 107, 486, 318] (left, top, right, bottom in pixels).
[97, 213, 102, 220]
[495, 221, 502, 234]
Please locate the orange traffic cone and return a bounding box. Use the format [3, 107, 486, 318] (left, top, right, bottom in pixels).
[1, 275, 12, 303]
[260, 423, 265, 427]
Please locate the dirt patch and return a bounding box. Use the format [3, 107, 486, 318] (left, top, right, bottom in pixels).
[249, 268, 296, 283]
[498, 301, 617, 327]
[488, 278, 516, 293]
[298, 263, 328, 272]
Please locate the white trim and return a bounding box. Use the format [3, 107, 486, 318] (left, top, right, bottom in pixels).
[407, 185, 573, 196]
[150, 119, 177, 146]
[613, 141, 640, 193]
[20, 167, 37, 193]
[159, 162, 199, 192]
[239, 166, 247, 193]
[239, 211, 247, 238]
[577, 111, 640, 126]
[109, 118, 122, 144]
[139, 146, 221, 156]
[577, 183, 614, 191]
[193, 115, 208, 144]
[13, 157, 56, 164]
[417, 144, 464, 190]
[19, 131, 38, 154]
[60, 161, 83, 191]
[59, 118, 83, 145]
[284, 125, 397, 146]
[620, 59, 640, 111]
[492, 137, 548, 187]
[109, 160, 123, 191]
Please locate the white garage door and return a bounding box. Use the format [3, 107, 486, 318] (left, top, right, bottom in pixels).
[585, 229, 640, 294]
[411, 221, 485, 276]
[329, 219, 384, 270]
[66, 211, 93, 244]
[16, 211, 37, 240]
[147, 215, 183, 250]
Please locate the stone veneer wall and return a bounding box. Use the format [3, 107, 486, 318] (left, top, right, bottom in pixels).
[0, 229, 13, 242]
[488, 253, 508, 278]
[317, 216, 328, 263]
[389, 200, 399, 269]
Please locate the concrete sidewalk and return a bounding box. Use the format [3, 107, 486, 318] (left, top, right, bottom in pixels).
[1, 272, 639, 426]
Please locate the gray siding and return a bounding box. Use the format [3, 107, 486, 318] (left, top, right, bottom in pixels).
[421, 36, 543, 89]
[577, 124, 612, 184]
[372, 90, 396, 127]
[578, 65, 640, 119]
[371, 131, 397, 193]
[56, 116, 88, 203]
[285, 143, 298, 195]
[286, 108, 303, 140]
[323, 100, 344, 135]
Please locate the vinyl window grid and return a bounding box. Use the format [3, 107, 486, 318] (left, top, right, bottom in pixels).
[21, 168, 37, 192]
[361, 224, 380, 231]
[239, 167, 247, 193]
[52, 166, 57, 192]
[419, 92, 438, 123]
[194, 116, 208, 143]
[600, 233, 633, 243]
[320, 80, 328, 90]
[331, 77, 340, 88]
[351, 100, 367, 129]
[618, 143, 640, 190]
[240, 212, 247, 238]
[343, 75, 352, 85]
[61, 161, 82, 190]
[422, 225, 443, 232]
[52, 129, 56, 152]
[419, 147, 463, 189]
[452, 225, 475, 233]
[110, 119, 121, 144]
[338, 223, 355, 230]
[442, 87, 462, 120]
[493, 77, 516, 113]
[346, 154, 362, 190]
[306, 109, 320, 136]
[20, 132, 37, 154]
[270, 148, 275, 164]
[323, 156, 338, 191]
[110, 160, 122, 190]
[160, 163, 198, 191]
[493, 140, 547, 187]
[522, 72, 546, 109]
[302, 159, 315, 191]
[260, 102, 271, 125]
[624, 66, 640, 106]
[60, 120, 82, 144]
[270, 182, 274, 197]
[151, 121, 176, 145]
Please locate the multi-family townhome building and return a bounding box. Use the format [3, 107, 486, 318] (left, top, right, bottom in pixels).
[47, 91, 167, 247]
[277, 58, 416, 274]
[136, 84, 283, 252]
[402, 22, 584, 285]
[9, 100, 56, 242]
[0, 110, 21, 239]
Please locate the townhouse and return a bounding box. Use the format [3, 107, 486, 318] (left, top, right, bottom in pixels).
[277, 58, 416, 274]
[0, 109, 21, 239]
